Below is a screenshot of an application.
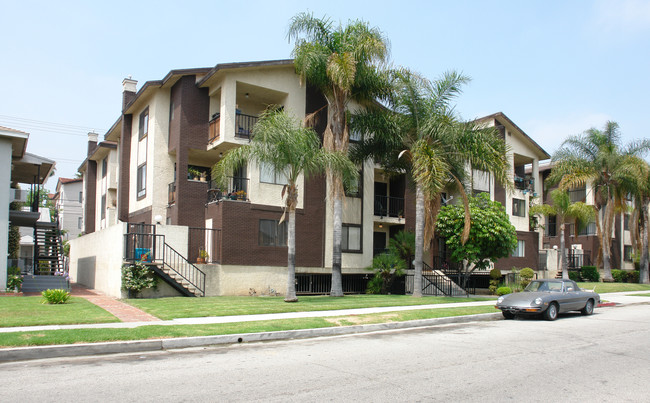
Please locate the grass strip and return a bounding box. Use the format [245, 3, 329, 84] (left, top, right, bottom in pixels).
[628, 293, 650, 297]
[577, 283, 650, 293]
[0, 305, 496, 348]
[125, 294, 494, 320]
[0, 297, 119, 328]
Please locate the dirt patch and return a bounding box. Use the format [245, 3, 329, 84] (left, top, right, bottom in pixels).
[325, 313, 400, 326]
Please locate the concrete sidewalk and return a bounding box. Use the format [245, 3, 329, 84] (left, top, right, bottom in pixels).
[0, 291, 648, 363]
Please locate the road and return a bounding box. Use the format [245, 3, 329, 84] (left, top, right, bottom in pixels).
[1, 304, 649, 402]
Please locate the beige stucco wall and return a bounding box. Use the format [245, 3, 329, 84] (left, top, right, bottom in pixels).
[69, 222, 126, 298]
[247, 161, 305, 209]
[129, 91, 174, 221]
[324, 160, 374, 270]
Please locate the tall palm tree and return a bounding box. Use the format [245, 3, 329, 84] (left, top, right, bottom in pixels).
[288, 12, 390, 297]
[630, 161, 650, 283]
[351, 69, 510, 297]
[530, 189, 594, 279]
[212, 109, 357, 302]
[548, 121, 650, 281]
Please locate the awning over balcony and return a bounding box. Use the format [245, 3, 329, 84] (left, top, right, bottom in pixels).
[11, 152, 55, 185]
[9, 210, 41, 226]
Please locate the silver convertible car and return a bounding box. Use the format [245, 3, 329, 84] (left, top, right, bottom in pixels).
[495, 279, 600, 321]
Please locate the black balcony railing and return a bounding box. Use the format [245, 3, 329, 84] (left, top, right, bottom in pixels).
[235, 113, 258, 140]
[207, 177, 250, 203]
[374, 195, 405, 218]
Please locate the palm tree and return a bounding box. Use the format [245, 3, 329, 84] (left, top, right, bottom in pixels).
[530, 189, 594, 279]
[351, 69, 510, 297]
[548, 121, 650, 281]
[212, 109, 357, 302]
[630, 161, 650, 283]
[288, 12, 390, 297]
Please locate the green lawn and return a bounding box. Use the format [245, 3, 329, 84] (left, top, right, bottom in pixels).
[577, 282, 650, 293]
[629, 293, 650, 297]
[0, 305, 496, 348]
[125, 294, 494, 320]
[0, 296, 119, 328]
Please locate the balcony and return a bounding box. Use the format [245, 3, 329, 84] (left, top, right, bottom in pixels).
[374, 195, 405, 218]
[514, 175, 535, 192]
[207, 177, 249, 204]
[168, 182, 176, 205]
[208, 113, 220, 144]
[235, 112, 258, 140]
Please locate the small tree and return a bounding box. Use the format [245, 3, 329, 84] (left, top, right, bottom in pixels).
[436, 193, 518, 287]
[366, 253, 406, 294]
[520, 267, 535, 289]
[388, 230, 415, 266]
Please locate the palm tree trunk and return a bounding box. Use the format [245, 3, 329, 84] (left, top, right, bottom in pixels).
[641, 202, 650, 284]
[560, 221, 568, 279]
[330, 190, 344, 297]
[285, 208, 298, 302]
[602, 199, 615, 281]
[413, 185, 424, 297]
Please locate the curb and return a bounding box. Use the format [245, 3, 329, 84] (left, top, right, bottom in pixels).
[0, 312, 502, 363]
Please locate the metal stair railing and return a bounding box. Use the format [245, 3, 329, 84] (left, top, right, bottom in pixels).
[124, 233, 205, 297]
[161, 242, 206, 297]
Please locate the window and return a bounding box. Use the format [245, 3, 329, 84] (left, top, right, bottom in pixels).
[102, 157, 107, 179]
[624, 214, 630, 231]
[545, 215, 557, 237]
[512, 240, 525, 257]
[569, 187, 586, 203]
[139, 107, 149, 140]
[101, 194, 106, 219]
[78, 191, 83, 203]
[342, 224, 362, 252]
[137, 163, 146, 198]
[345, 170, 362, 198]
[624, 245, 633, 262]
[259, 219, 287, 246]
[578, 221, 596, 236]
[349, 129, 362, 143]
[512, 198, 526, 217]
[259, 162, 288, 185]
[78, 217, 82, 229]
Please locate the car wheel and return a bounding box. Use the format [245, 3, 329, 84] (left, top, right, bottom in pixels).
[581, 299, 594, 315]
[502, 311, 515, 320]
[543, 302, 558, 321]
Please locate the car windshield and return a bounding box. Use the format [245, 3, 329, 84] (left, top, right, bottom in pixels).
[525, 281, 563, 292]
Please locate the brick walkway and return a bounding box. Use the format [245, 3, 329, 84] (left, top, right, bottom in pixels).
[71, 283, 160, 323]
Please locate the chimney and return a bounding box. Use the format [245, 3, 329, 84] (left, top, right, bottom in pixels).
[122, 76, 138, 111]
[87, 132, 99, 157]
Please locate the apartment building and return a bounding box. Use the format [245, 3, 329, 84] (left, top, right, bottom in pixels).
[537, 162, 635, 273]
[69, 60, 551, 297]
[53, 177, 84, 240]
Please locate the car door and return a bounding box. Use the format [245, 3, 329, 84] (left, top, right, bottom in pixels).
[562, 280, 583, 311]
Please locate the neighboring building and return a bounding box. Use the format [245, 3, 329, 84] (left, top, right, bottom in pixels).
[1, 125, 67, 292]
[69, 61, 551, 298]
[53, 177, 84, 240]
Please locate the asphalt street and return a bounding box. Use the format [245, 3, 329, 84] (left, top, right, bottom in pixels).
[1, 303, 648, 402]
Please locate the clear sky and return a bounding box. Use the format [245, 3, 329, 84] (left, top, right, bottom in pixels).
[2, 0, 649, 190]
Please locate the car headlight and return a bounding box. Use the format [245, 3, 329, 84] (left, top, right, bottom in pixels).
[534, 297, 543, 305]
[497, 296, 504, 304]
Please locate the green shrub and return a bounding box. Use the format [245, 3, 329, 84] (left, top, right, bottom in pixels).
[365, 275, 383, 294]
[41, 289, 71, 304]
[489, 268, 502, 295]
[580, 266, 599, 282]
[6, 275, 23, 292]
[611, 269, 626, 283]
[520, 267, 534, 288]
[627, 270, 640, 283]
[365, 252, 406, 294]
[568, 271, 581, 282]
[121, 261, 158, 295]
[496, 286, 512, 296]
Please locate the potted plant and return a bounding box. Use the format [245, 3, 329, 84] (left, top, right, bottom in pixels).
[188, 167, 201, 180]
[234, 190, 247, 200]
[199, 171, 207, 182]
[197, 248, 209, 264]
